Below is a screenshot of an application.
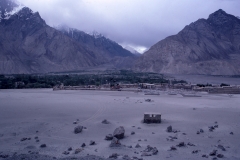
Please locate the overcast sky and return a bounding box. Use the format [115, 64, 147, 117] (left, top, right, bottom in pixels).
[17, 0, 240, 53]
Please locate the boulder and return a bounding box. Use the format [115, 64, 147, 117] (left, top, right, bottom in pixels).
[74, 126, 83, 134]
[89, 140, 95, 145]
[102, 119, 110, 124]
[166, 126, 172, 132]
[105, 134, 113, 141]
[135, 144, 141, 148]
[113, 126, 125, 139]
[110, 137, 121, 147]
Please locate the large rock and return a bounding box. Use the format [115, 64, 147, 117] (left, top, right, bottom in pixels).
[109, 137, 121, 147]
[74, 126, 83, 134]
[113, 126, 125, 139]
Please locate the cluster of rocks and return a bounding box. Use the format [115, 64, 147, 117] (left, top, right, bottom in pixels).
[208, 150, 224, 158]
[196, 129, 204, 134]
[62, 141, 95, 155]
[20, 137, 31, 141]
[166, 126, 180, 133]
[209, 122, 219, 132]
[73, 119, 80, 124]
[141, 145, 158, 156]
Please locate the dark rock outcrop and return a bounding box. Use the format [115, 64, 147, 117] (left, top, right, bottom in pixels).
[74, 126, 83, 134]
[113, 126, 125, 139]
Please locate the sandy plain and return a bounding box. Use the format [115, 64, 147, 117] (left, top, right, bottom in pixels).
[0, 89, 240, 160]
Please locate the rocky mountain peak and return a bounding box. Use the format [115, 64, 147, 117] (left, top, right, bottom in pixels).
[207, 9, 239, 27]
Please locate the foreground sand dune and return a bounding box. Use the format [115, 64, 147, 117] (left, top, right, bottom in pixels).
[0, 89, 239, 160]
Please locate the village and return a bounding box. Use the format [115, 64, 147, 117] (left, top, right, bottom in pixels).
[53, 81, 240, 94]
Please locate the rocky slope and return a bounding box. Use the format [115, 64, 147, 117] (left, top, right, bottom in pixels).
[0, 0, 134, 74]
[134, 9, 240, 75]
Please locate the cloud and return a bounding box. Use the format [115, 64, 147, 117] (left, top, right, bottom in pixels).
[17, 0, 240, 53]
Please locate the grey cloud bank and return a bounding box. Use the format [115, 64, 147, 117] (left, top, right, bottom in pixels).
[17, 0, 240, 53]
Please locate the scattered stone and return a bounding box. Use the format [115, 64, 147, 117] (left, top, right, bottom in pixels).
[135, 144, 141, 148]
[36, 140, 40, 142]
[81, 143, 86, 148]
[172, 130, 180, 133]
[217, 154, 224, 158]
[27, 138, 31, 140]
[131, 131, 135, 135]
[89, 140, 95, 145]
[36, 131, 39, 133]
[145, 99, 152, 102]
[105, 134, 113, 140]
[110, 137, 121, 147]
[152, 132, 155, 134]
[113, 126, 125, 139]
[202, 154, 209, 158]
[74, 125, 83, 134]
[192, 150, 200, 154]
[169, 146, 177, 151]
[34, 136, 38, 139]
[142, 145, 158, 155]
[73, 121, 77, 124]
[215, 121, 218, 124]
[209, 126, 215, 132]
[214, 125, 218, 128]
[197, 131, 200, 134]
[200, 129, 204, 133]
[187, 142, 195, 146]
[217, 145, 226, 151]
[132, 126, 135, 127]
[212, 157, 218, 160]
[230, 132, 234, 135]
[109, 153, 119, 159]
[167, 126, 172, 132]
[167, 136, 177, 141]
[62, 151, 69, 155]
[141, 152, 152, 156]
[0, 154, 9, 158]
[209, 150, 217, 156]
[138, 139, 141, 141]
[144, 139, 147, 141]
[21, 138, 28, 141]
[102, 119, 110, 124]
[40, 144, 46, 148]
[177, 142, 185, 147]
[76, 119, 79, 121]
[128, 145, 132, 148]
[68, 147, 72, 151]
[137, 127, 141, 129]
[182, 133, 187, 135]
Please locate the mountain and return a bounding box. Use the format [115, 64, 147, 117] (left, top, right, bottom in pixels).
[124, 46, 141, 56]
[0, 0, 134, 74]
[56, 26, 135, 68]
[134, 9, 240, 75]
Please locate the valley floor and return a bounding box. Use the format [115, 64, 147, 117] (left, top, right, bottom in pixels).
[0, 89, 240, 160]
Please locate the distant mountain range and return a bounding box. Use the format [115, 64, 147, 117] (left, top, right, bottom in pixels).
[134, 9, 240, 75]
[0, 0, 239, 75]
[0, 0, 134, 74]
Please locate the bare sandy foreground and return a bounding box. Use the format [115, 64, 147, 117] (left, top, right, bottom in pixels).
[0, 89, 240, 160]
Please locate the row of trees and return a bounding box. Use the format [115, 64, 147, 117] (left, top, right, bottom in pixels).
[0, 70, 182, 89]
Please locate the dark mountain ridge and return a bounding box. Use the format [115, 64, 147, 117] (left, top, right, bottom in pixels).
[0, 0, 134, 74]
[134, 9, 240, 75]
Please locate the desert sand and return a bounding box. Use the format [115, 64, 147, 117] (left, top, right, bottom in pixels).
[0, 89, 240, 160]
